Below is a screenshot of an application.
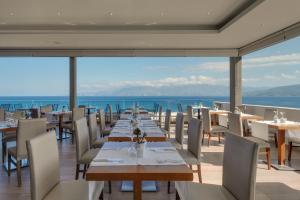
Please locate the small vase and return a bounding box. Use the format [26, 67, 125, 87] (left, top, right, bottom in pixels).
[136, 142, 146, 158]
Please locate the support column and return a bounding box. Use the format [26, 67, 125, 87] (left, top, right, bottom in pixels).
[69, 57, 77, 110]
[230, 57, 242, 112]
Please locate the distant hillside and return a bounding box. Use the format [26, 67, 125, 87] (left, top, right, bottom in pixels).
[246, 84, 300, 97]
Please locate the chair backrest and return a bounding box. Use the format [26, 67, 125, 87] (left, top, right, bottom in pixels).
[228, 112, 243, 136]
[14, 104, 23, 111]
[175, 112, 184, 145]
[187, 118, 203, 159]
[105, 104, 113, 124]
[52, 104, 59, 111]
[201, 108, 211, 133]
[88, 113, 98, 146]
[13, 110, 25, 119]
[17, 118, 47, 159]
[158, 106, 163, 124]
[26, 131, 60, 200]
[164, 109, 171, 131]
[222, 133, 259, 200]
[218, 114, 228, 128]
[0, 104, 11, 112]
[251, 121, 269, 141]
[99, 109, 105, 132]
[72, 107, 85, 123]
[0, 109, 5, 121]
[264, 108, 275, 121]
[75, 118, 90, 162]
[187, 106, 193, 123]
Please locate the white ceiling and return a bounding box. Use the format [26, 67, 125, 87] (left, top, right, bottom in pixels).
[0, 0, 299, 54]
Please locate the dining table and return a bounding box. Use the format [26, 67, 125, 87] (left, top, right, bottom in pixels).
[86, 142, 193, 200]
[46, 111, 72, 141]
[258, 120, 300, 167]
[108, 119, 166, 142]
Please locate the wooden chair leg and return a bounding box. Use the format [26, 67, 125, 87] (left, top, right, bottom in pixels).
[75, 164, 80, 180]
[274, 133, 278, 148]
[207, 133, 211, 147]
[82, 164, 87, 178]
[202, 132, 205, 145]
[7, 153, 11, 176]
[99, 191, 104, 200]
[288, 142, 293, 162]
[266, 148, 271, 170]
[168, 181, 171, 194]
[218, 133, 221, 144]
[108, 181, 112, 194]
[197, 164, 202, 183]
[2, 141, 5, 163]
[176, 190, 181, 200]
[17, 160, 22, 187]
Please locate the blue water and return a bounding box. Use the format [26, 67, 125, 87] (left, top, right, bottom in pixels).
[0, 96, 300, 111]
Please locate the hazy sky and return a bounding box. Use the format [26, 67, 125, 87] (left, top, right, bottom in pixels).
[0, 36, 300, 96]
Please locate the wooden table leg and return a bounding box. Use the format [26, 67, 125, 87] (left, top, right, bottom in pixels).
[134, 179, 142, 200]
[59, 115, 63, 142]
[277, 129, 286, 165]
[198, 109, 200, 119]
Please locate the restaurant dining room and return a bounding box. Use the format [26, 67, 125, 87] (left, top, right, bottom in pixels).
[1, 0, 300, 200]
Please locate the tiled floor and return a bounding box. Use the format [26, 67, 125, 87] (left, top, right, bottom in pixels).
[1, 127, 300, 200]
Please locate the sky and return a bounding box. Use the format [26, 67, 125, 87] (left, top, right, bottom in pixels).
[0, 36, 300, 96]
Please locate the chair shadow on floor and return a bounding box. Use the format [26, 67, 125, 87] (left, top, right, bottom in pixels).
[256, 182, 300, 200]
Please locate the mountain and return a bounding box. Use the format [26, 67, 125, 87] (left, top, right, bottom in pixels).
[79, 84, 260, 96]
[245, 84, 300, 97]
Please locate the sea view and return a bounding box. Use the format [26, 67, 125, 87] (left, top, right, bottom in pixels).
[1, 96, 300, 111]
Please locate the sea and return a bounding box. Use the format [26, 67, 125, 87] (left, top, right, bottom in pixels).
[0, 96, 300, 111]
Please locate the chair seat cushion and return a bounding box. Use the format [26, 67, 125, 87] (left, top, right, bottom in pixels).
[177, 149, 200, 165]
[61, 122, 73, 130]
[246, 137, 270, 148]
[92, 137, 108, 148]
[211, 125, 228, 133]
[175, 182, 236, 200]
[44, 180, 104, 200]
[79, 148, 100, 164]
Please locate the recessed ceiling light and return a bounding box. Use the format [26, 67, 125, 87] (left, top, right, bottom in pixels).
[160, 12, 165, 16]
[63, 21, 76, 25]
[0, 22, 7, 25]
[207, 11, 211, 15]
[107, 11, 113, 16]
[53, 41, 61, 45]
[57, 11, 62, 16]
[10, 12, 14, 16]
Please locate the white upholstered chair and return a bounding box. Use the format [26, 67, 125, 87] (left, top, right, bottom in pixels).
[26, 131, 104, 200]
[202, 108, 227, 146]
[74, 118, 100, 179]
[175, 133, 259, 200]
[186, 105, 194, 124]
[0, 108, 4, 121]
[99, 109, 111, 137]
[168, 112, 184, 149]
[8, 118, 47, 186]
[286, 130, 300, 162]
[229, 113, 271, 170]
[162, 109, 172, 138]
[264, 108, 278, 147]
[88, 113, 107, 149]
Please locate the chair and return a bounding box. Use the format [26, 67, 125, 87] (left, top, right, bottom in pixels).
[30, 108, 40, 118]
[186, 105, 193, 124]
[74, 118, 100, 180]
[26, 131, 104, 200]
[286, 130, 300, 162]
[229, 113, 271, 170]
[105, 104, 114, 126]
[157, 106, 163, 127]
[0, 104, 11, 112]
[162, 109, 172, 138]
[175, 133, 259, 200]
[7, 118, 47, 186]
[52, 104, 59, 111]
[0, 108, 4, 121]
[202, 108, 227, 146]
[264, 108, 278, 147]
[99, 109, 111, 137]
[61, 107, 85, 143]
[14, 104, 23, 111]
[168, 112, 184, 149]
[88, 113, 107, 149]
